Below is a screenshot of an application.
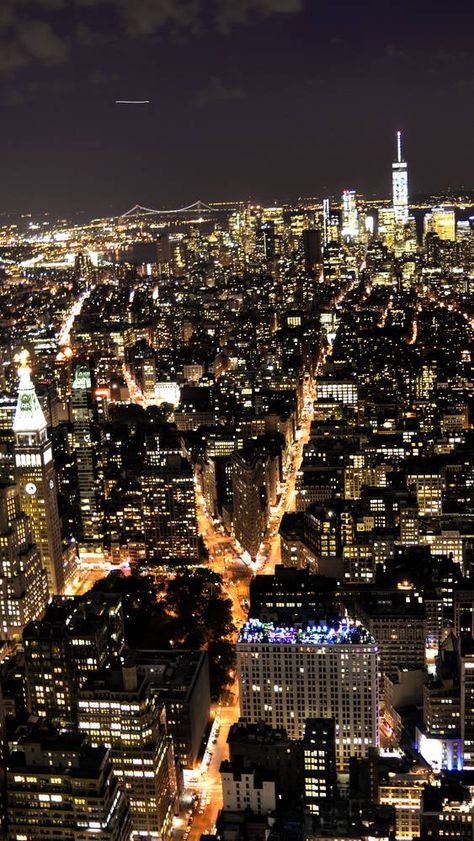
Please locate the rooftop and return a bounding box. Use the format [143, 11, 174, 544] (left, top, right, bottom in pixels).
[134, 649, 207, 699]
[238, 617, 376, 647]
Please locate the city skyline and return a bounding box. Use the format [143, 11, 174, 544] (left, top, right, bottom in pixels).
[1, 0, 474, 214]
[1, 3, 474, 840]
[1, 128, 474, 222]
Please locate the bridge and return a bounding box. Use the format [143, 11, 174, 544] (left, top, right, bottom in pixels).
[118, 200, 214, 219]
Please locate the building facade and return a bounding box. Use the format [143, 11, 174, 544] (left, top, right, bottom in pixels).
[13, 357, 65, 594]
[237, 617, 379, 771]
[78, 663, 177, 839]
[6, 727, 132, 841]
[0, 480, 48, 640]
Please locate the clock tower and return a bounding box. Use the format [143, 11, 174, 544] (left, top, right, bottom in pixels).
[13, 353, 65, 594]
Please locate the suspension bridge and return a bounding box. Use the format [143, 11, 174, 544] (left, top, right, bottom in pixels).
[117, 200, 215, 219]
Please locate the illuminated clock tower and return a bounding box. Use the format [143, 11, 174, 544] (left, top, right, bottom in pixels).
[13, 353, 65, 594]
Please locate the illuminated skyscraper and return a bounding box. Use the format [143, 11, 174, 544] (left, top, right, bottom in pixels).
[302, 719, 337, 815]
[142, 429, 198, 563]
[322, 198, 330, 247]
[0, 481, 48, 640]
[392, 131, 409, 224]
[13, 353, 65, 594]
[237, 617, 379, 771]
[341, 190, 359, 242]
[424, 206, 456, 242]
[78, 662, 177, 839]
[71, 362, 103, 547]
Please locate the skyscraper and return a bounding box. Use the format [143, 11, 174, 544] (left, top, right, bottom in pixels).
[425, 206, 456, 242]
[392, 131, 409, 224]
[13, 353, 65, 594]
[71, 361, 103, 548]
[232, 448, 269, 561]
[0, 480, 48, 640]
[78, 662, 177, 839]
[460, 639, 474, 769]
[6, 725, 132, 841]
[24, 593, 125, 722]
[142, 430, 198, 563]
[237, 617, 379, 771]
[302, 718, 337, 815]
[341, 190, 359, 242]
[322, 198, 330, 248]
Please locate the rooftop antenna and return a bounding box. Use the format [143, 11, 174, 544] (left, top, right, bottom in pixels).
[397, 130, 402, 163]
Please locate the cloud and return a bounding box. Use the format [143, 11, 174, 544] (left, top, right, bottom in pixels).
[195, 76, 246, 107]
[384, 43, 407, 61]
[114, 0, 200, 36]
[213, 0, 303, 32]
[0, 0, 304, 78]
[18, 20, 68, 63]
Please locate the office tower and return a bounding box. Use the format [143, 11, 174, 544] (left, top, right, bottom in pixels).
[202, 454, 233, 519]
[0, 342, 15, 394]
[231, 449, 268, 561]
[249, 566, 338, 624]
[237, 616, 379, 771]
[378, 207, 396, 250]
[142, 430, 198, 563]
[256, 221, 277, 261]
[460, 640, 474, 768]
[141, 352, 157, 402]
[71, 362, 103, 548]
[303, 228, 321, 272]
[323, 240, 346, 280]
[417, 678, 462, 771]
[392, 131, 409, 224]
[454, 590, 474, 639]
[0, 480, 48, 640]
[322, 198, 330, 247]
[353, 591, 426, 675]
[302, 718, 337, 815]
[378, 766, 428, 841]
[399, 505, 420, 544]
[341, 189, 359, 242]
[13, 354, 65, 594]
[6, 725, 132, 841]
[24, 593, 124, 722]
[408, 466, 443, 516]
[75, 251, 94, 284]
[316, 377, 358, 406]
[78, 662, 177, 839]
[420, 782, 474, 841]
[0, 394, 16, 482]
[133, 649, 211, 768]
[424, 206, 456, 242]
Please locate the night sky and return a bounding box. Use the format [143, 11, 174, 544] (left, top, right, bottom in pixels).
[1, 0, 474, 216]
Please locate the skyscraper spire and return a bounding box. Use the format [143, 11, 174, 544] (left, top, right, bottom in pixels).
[392, 131, 409, 224]
[13, 351, 48, 434]
[397, 130, 402, 163]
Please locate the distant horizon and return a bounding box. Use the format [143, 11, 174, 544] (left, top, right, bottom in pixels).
[2, 187, 474, 225]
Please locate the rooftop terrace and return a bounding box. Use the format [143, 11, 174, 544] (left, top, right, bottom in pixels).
[238, 617, 376, 646]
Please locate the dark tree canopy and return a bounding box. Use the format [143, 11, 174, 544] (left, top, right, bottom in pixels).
[91, 566, 236, 697]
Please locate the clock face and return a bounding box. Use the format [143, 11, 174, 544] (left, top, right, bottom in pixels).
[25, 482, 37, 495]
[49, 479, 54, 490]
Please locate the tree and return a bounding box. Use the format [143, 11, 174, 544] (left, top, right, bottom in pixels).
[90, 565, 237, 698]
